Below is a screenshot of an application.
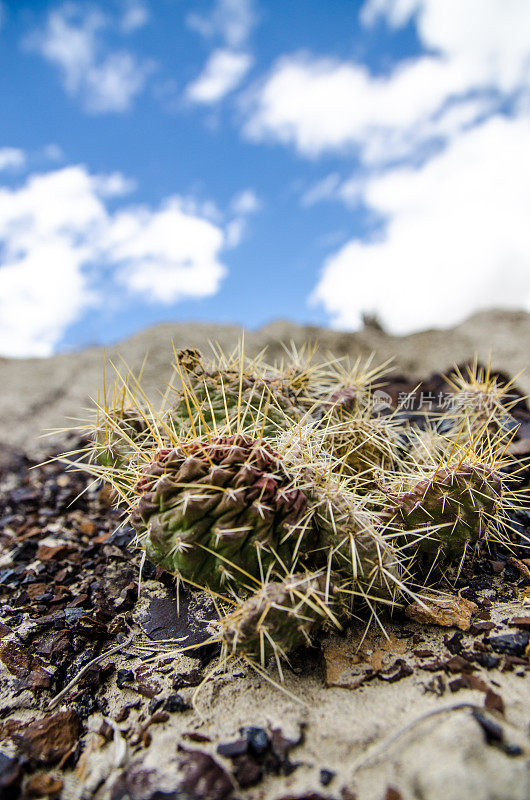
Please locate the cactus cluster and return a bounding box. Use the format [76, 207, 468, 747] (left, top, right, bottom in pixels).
[63, 345, 526, 668]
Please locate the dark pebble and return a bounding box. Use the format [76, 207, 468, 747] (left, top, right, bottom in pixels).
[147, 698, 164, 715]
[474, 652, 501, 669]
[241, 726, 269, 756]
[0, 752, 22, 798]
[0, 570, 17, 587]
[503, 743, 524, 757]
[486, 632, 530, 655]
[164, 693, 190, 713]
[12, 541, 38, 561]
[233, 754, 263, 788]
[469, 621, 496, 635]
[64, 608, 86, 624]
[319, 769, 335, 786]
[445, 632, 464, 655]
[108, 527, 136, 548]
[116, 669, 135, 689]
[141, 560, 158, 580]
[472, 710, 503, 743]
[217, 738, 248, 758]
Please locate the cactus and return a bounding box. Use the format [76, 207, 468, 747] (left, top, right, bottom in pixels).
[386, 459, 505, 564]
[442, 359, 520, 443]
[87, 345, 315, 475]
[219, 572, 339, 664]
[322, 408, 400, 481]
[312, 353, 392, 413]
[94, 408, 151, 469]
[130, 434, 312, 591]
[167, 347, 307, 438]
[310, 489, 402, 603]
[129, 429, 403, 597]
[58, 339, 529, 669]
[400, 422, 452, 470]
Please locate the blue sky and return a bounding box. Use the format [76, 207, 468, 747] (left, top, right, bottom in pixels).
[1, 0, 530, 356]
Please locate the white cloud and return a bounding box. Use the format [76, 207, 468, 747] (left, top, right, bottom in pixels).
[0, 148, 26, 172]
[0, 166, 229, 357]
[186, 0, 255, 107]
[0, 167, 105, 358]
[360, 0, 422, 28]
[244, 53, 505, 162]
[120, 0, 149, 33]
[25, 4, 153, 113]
[187, 0, 256, 49]
[364, 0, 530, 93]
[42, 144, 64, 162]
[239, 0, 530, 331]
[301, 173, 341, 207]
[311, 116, 530, 333]
[230, 188, 261, 215]
[90, 171, 137, 198]
[101, 200, 226, 303]
[244, 0, 530, 161]
[187, 49, 252, 103]
[224, 189, 261, 247]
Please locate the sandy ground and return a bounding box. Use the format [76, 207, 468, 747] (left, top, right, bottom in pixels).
[1, 309, 530, 800]
[59, 593, 530, 800]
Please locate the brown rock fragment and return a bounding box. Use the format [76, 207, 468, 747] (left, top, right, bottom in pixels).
[406, 594, 478, 630]
[25, 773, 63, 797]
[0, 640, 52, 689]
[12, 709, 81, 765]
[178, 750, 234, 799]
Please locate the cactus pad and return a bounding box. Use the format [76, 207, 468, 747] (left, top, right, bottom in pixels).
[130, 434, 311, 590]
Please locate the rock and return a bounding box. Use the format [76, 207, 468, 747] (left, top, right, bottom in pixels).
[111, 767, 174, 800]
[320, 769, 335, 786]
[405, 595, 478, 630]
[12, 709, 81, 765]
[137, 589, 217, 648]
[508, 616, 530, 630]
[177, 750, 234, 800]
[25, 773, 64, 797]
[486, 632, 530, 655]
[0, 640, 52, 689]
[323, 631, 408, 688]
[163, 693, 190, 713]
[0, 753, 22, 800]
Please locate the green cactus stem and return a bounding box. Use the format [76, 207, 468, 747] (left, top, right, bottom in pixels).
[168, 348, 306, 438]
[94, 409, 150, 469]
[219, 573, 338, 663]
[130, 434, 312, 591]
[388, 462, 503, 562]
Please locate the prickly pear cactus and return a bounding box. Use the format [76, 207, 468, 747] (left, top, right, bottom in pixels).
[322, 412, 400, 479]
[441, 360, 519, 445]
[219, 573, 336, 663]
[309, 485, 402, 601]
[169, 349, 305, 437]
[94, 409, 150, 469]
[130, 434, 312, 591]
[66, 341, 529, 667]
[388, 462, 503, 561]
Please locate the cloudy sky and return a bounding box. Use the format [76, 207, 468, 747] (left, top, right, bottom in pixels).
[1, 0, 530, 357]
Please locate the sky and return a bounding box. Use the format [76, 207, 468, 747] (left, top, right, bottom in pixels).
[1, 0, 530, 357]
